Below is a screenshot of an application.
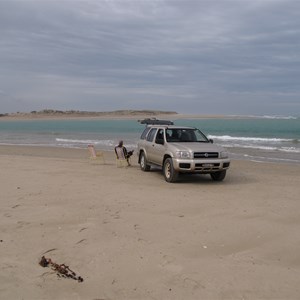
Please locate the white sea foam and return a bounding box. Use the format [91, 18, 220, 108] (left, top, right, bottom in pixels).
[242, 154, 300, 163]
[280, 147, 300, 153]
[261, 115, 297, 120]
[55, 138, 137, 150]
[56, 138, 98, 144]
[229, 114, 298, 120]
[208, 135, 292, 143]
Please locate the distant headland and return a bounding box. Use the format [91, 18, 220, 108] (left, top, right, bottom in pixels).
[0, 109, 178, 119]
[1, 109, 263, 120]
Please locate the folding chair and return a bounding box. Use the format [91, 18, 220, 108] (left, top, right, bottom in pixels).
[115, 146, 130, 167]
[88, 144, 105, 164]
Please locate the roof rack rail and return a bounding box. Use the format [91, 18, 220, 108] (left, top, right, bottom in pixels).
[138, 118, 174, 125]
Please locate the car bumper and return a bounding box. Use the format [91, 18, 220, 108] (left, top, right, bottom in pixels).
[172, 158, 230, 173]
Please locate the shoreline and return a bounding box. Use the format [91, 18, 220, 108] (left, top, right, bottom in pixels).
[1, 144, 299, 166]
[2, 143, 300, 167]
[1, 144, 300, 299]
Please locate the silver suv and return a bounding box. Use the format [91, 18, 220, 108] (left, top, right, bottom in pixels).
[137, 119, 230, 182]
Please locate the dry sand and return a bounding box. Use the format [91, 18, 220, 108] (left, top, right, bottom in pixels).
[1, 145, 300, 300]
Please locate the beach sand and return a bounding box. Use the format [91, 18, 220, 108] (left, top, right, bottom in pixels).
[1, 145, 300, 299]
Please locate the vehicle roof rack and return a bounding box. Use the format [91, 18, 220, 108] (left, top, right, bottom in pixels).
[138, 118, 174, 125]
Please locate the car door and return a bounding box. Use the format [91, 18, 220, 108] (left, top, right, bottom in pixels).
[144, 128, 157, 163]
[150, 128, 166, 166]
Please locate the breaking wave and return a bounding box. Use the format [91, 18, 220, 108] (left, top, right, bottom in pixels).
[208, 135, 296, 143]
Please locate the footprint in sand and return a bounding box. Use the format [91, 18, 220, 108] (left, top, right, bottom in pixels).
[79, 227, 88, 232]
[16, 221, 30, 228]
[161, 254, 176, 266]
[160, 255, 184, 273]
[112, 211, 120, 219]
[76, 239, 87, 245]
[172, 274, 205, 290]
[42, 248, 57, 255]
[182, 276, 204, 289]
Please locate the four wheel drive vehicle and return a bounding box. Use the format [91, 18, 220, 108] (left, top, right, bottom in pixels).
[137, 119, 230, 183]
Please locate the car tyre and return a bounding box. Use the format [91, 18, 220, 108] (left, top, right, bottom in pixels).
[140, 152, 151, 171]
[210, 170, 226, 181]
[163, 158, 178, 183]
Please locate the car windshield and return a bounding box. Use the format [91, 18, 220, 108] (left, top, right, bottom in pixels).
[166, 128, 209, 143]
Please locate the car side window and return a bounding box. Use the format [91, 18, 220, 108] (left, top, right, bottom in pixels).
[146, 128, 157, 142]
[166, 129, 180, 142]
[155, 129, 164, 144]
[140, 127, 151, 139]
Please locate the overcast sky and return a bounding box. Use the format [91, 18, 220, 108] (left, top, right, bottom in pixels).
[1, 0, 300, 116]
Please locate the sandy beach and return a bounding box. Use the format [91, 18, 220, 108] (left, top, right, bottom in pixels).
[1, 145, 300, 299]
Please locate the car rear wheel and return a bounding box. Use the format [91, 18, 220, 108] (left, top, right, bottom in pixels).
[210, 170, 226, 181]
[163, 158, 178, 183]
[140, 152, 151, 171]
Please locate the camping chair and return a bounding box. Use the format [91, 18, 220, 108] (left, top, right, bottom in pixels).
[88, 144, 105, 164]
[115, 146, 130, 167]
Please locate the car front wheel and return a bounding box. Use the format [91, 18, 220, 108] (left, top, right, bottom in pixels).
[140, 152, 151, 171]
[210, 170, 226, 181]
[163, 158, 178, 183]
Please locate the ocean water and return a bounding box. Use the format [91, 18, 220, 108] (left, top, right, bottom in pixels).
[0, 116, 299, 164]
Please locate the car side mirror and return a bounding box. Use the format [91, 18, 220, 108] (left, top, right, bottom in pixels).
[156, 139, 164, 145]
[209, 139, 214, 143]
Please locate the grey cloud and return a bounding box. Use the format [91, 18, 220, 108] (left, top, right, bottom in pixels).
[0, 0, 299, 115]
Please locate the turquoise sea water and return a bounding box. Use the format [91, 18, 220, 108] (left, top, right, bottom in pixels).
[0, 117, 299, 164]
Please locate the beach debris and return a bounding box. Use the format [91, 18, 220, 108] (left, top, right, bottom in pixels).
[39, 256, 83, 282]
